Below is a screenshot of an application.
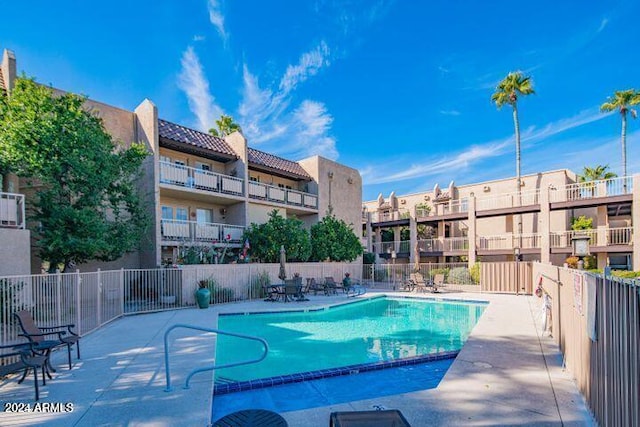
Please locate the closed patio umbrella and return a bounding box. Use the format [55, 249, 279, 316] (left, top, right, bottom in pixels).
[278, 245, 287, 281]
[414, 242, 421, 273]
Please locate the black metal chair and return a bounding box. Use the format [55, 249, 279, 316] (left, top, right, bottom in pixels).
[0, 343, 48, 400]
[14, 310, 81, 371]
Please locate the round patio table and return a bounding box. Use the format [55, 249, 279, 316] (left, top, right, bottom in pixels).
[213, 409, 288, 426]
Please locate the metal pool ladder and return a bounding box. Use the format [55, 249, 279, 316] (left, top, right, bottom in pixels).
[163, 323, 269, 391]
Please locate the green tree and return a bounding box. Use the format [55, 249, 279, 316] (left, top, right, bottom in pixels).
[310, 213, 363, 262]
[242, 210, 311, 262]
[208, 114, 241, 137]
[600, 89, 640, 178]
[0, 78, 150, 270]
[578, 165, 617, 182]
[491, 71, 535, 236]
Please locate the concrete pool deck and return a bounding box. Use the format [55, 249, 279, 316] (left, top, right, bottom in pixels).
[0, 291, 595, 426]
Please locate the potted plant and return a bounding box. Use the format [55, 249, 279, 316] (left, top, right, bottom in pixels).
[195, 279, 211, 309]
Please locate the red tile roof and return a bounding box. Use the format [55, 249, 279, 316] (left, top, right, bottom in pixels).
[158, 119, 311, 180]
[158, 119, 237, 157]
[248, 148, 311, 180]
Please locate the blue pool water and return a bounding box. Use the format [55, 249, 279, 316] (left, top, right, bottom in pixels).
[215, 297, 486, 386]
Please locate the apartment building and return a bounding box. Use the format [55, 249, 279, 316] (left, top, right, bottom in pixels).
[0, 49, 362, 274]
[362, 169, 640, 270]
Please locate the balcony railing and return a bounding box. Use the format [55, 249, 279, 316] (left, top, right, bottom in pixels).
[417, 238, 443, 252]
[549, 176, 633, 203]
[161, 219, 245, 244]
[476, 189, 540, 211]
[443, 237, 469, 251]
[370, 209, 410, 223]
[159, 161, 244, 197]
[248, 181, 317, 209]
[550, 227, 633, 248]
[478, 233, 541, 250]
[0, 192, 25, 229]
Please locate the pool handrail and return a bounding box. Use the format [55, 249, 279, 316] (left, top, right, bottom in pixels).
[163, 323, 269, 391]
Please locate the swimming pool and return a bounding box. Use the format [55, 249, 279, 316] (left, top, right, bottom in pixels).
[214, 296, 486, 392]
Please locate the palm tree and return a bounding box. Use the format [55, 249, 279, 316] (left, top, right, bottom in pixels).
[578, 165, 617, 182]
[578, 165, 617, 196]
[491, 71, 535, 237]
[208, 114, 241, 137]
[600, 89, 640, 179]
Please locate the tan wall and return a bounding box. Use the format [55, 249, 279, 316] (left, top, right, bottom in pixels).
[159, 196, 233, 224]
[247, 204, 286, 226]
[298, 156, 362, 230]
[159, 147, 227, 174]
[247, 170, 302, 191]
[0, 228, 31, 276]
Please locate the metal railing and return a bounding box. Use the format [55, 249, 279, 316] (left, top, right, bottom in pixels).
[549, 176, 633, 203]
[159, 161, 244, 197]
[163, 323, 268, 391]
[550, 227, 633, 248]
[0, 192, 25, 229]
[369, 209, 410, 223]
[417, 238, 443, 252]
[478, 233, 541, 250]
[161, 219, 245, 244]
[476, 188, 540, 211]
[365, 262, 479, 292]
[248, 181, 318, 209]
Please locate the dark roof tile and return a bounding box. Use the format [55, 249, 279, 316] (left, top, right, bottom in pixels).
[158, 119, 237, 157]
[248, 148, 311, 180]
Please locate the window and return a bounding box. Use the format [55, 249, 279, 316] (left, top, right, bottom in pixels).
[196, 208, 213, 224]
[277, 183, 285, 188]
[161, 206, 173, 220]
[196, 162, 211, 171]
[250, 176, 260, 182]
[176, 208, 188, 221]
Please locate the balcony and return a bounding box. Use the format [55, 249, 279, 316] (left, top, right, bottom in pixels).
[161, 219, 245, 245]
[0, 192, 25, 229]
[550, 227, 633, 249]
[477, 233, 541, 250]
[159, 161, 244, 197]
[476, 189, 540, 211]
[370, 209, 410, 223]
[549, 177, 633, 203]
[248, 181, 318, 209]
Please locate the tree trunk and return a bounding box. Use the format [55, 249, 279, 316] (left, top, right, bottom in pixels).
[512, 104, 523, 238]
[621, 112, 627, 179]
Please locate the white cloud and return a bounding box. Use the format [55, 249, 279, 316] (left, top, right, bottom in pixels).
[177, 46, 223, 132]
[279, 41, 330, 94]
[208, 0, 227, 41]
[439, 109, 461, 116]
[193, 35, 206, 42]
[360, 107, 613, 186]
[238, 42, 338, 159]
[597, 18, 609, 33]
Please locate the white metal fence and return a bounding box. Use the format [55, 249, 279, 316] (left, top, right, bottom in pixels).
[0, 262, 362, 350]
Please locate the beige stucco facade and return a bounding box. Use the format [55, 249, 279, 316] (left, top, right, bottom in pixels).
[1, 48, 363, 273]
[363, 170, 637, 270]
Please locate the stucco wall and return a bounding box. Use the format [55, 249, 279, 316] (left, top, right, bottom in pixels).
[297, 156, 362, 231]
[0, 228, 31, 276]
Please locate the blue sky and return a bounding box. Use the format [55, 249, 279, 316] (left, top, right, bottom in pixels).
[1, 1, 639, 201]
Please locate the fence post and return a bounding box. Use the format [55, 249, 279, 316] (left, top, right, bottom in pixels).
[120, 268, 125, 315]
[56, 270, 62, 325]
[76, 269, 82, 335]
[97, 269, 102, 327]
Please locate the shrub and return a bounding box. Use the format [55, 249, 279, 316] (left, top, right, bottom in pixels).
[565, 255, 596, 269]
[611, 270, 640, 279]
[469, 262, 481, 285]
[428, 268, 450, 280]
[363, 252, 376, 264]
[199, 277, 235, 303]
[250, 271, 271, 299]
[571, 215, 593, 230]
[448, 267, 472, 285]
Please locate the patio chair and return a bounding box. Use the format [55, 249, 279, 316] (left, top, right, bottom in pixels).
[324, 277, 342, 294]
[401, 274, 417, 292]
[14, 310, 81, 371]
[412, 273, 436, 293]
[0, 343, 48, 400]
[432, 273, 445, 292]
[307, 278, 325, 295]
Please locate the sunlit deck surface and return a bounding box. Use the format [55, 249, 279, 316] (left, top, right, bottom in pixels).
[0, 291, 594, 426]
